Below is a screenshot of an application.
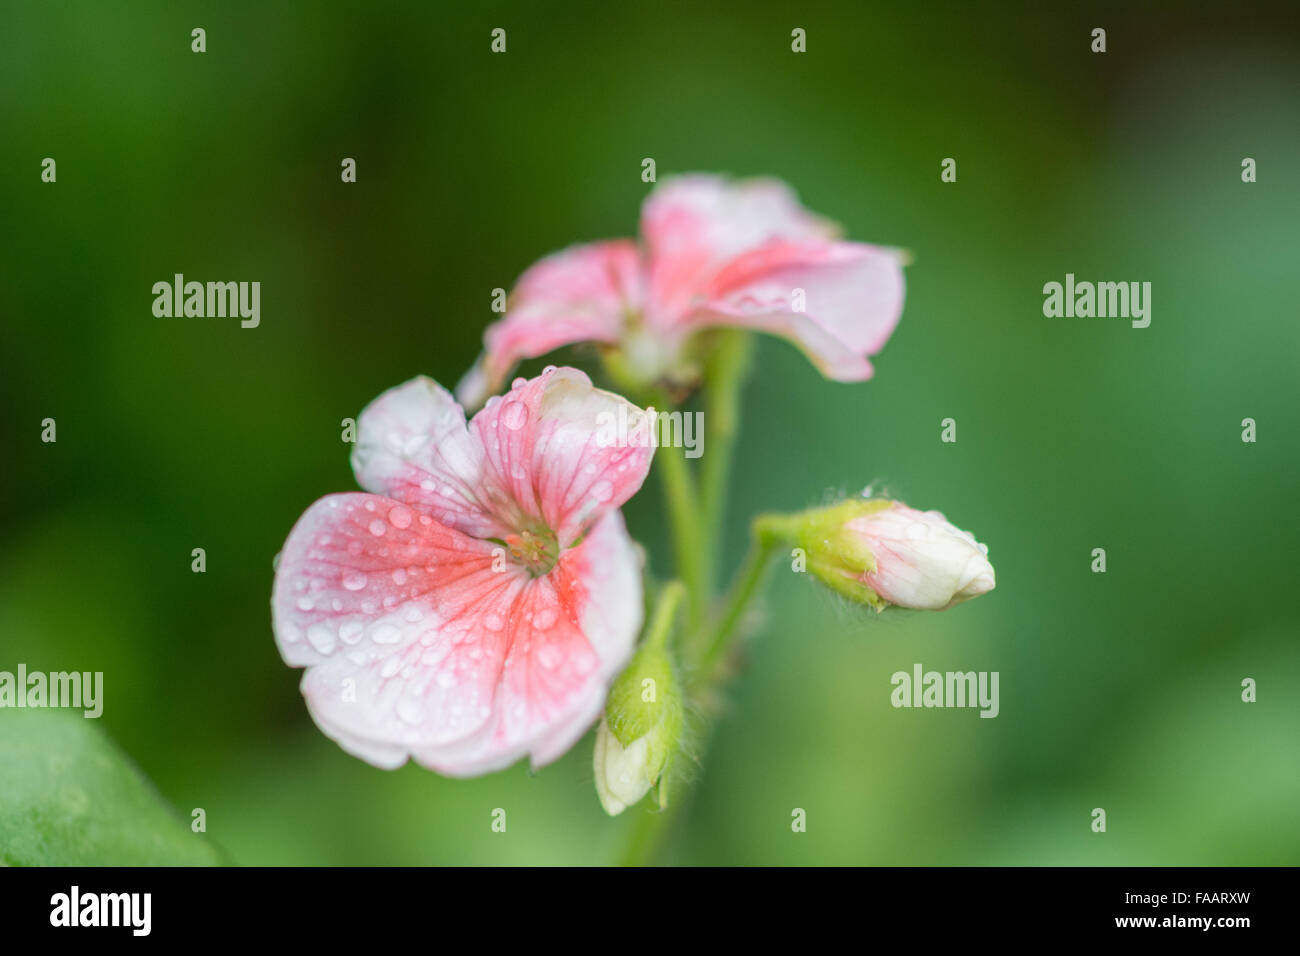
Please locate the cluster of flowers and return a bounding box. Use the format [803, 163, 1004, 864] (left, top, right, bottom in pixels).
[272, 175, 995, 816]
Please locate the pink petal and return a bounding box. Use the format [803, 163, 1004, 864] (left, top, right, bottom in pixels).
[691, 239, 906, 381]
[469, 366, 655, 547]
[419, 511, 642, 774]
[351, 376, 510, 540]
[641, 175, 835, 325]
[525, 509, 643, 767]
[272, 495, 641, 774]
[464, 240, 642, 402]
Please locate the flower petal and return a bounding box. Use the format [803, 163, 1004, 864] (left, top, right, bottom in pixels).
[641, 175, 835, 324]
[272, 496, 641, 775]
[273, 493, 512, 768]
[419, 510, 641, 774]
[852, 502, 996, 610]
[526, 510, 642, 767]
[691, 239, 906, 381]
[470, 366, 655, 547]
[461, 240, 643, 404]
[351, 376, 509, 539]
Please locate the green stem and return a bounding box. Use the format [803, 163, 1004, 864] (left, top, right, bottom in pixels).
[644, 580, 685, 650]
[697, 332, 753, 597]
[691, 524, 780, 686]
[644, 386, 706, 633]
[617, 803, 681, 866]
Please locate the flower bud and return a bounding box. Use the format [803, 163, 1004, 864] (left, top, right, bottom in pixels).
[593, 639, 683, 816]
[768, 498, 995, 611]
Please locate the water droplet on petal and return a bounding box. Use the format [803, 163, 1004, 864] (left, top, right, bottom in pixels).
[306, 624, 335, 653]
[343, 571, 368, 591]
[534, 607, 557, 630]
[501, 401, 527, 430]
[370, 623, 402, 644]
[388, 505, 413, 529]
[369, 519, 387, 537]
[590, 480, 614, 502]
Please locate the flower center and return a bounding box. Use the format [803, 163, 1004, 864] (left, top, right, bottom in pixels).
[504, 527, 560, 577]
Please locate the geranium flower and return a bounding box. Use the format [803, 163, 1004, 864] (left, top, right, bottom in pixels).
[271, 367, 654, 775]
[457, 174, 907, 406]
[840, 501, 995, 610]
[763, 498, 996, 611]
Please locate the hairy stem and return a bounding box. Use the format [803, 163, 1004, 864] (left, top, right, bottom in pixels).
[697, 331, 753, 598]
[645, 580, 685, 650]
[654, 442, 705, 632]
[691, 523, 780, 687]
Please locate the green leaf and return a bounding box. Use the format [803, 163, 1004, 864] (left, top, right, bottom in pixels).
[0, 709, 225, 865]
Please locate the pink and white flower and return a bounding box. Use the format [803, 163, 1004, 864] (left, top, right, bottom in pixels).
[848, 502, 996, 611]
[458, 174, 906, 405]
[271, 367, 654, 775]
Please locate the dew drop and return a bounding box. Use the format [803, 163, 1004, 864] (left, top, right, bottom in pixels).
[306, 624, 336, 653]
[342, 571, 368, 591]
[370, 623, 402, 644]
[590, 480, 614, 502]
[368, 519, 387, 537]
[501, 401, 527, 430]
[388, 505, 413, 529]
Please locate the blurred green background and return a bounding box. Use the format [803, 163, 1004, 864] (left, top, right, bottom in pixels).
[2, 1, 1297, 865]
